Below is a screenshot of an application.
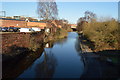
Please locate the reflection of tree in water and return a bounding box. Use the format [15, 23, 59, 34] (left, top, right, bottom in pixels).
[2, 46, 44, 79]
[75, 37, 86, 65]
[35, 48, 57, 78]
[75, 37, 82, 55]
[74, 37, 86, 74]
[75, 37, 120, 79]
[54, 38, 67, 45]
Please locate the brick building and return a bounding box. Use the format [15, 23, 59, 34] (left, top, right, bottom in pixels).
[0, 18, 26, 28]
[27, 21, 46, 29]
[0, 18, 47, 29]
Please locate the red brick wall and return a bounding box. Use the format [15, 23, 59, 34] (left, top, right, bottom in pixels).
[0, 19, 61, 29]
[0, 19, 47, 29]
[27, 22, 46, 28]
[2, 32, 45, 54]
[0, 19, 27, 28]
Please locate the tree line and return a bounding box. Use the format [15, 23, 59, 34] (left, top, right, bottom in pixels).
[77, 11, 120, 51]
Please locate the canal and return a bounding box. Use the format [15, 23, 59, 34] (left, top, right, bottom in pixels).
[3, 32, 120, 79]
[18, 32, 84, 78]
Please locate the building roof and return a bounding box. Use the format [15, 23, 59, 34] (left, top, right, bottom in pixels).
[0, 18, 25, 21]
[0, 18, 47, 23]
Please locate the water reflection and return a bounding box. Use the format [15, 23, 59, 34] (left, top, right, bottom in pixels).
[75, 33, 120, 79]
[35, 49, 57, 78]
[2, 46, 44, 79]
[54, 38, 67, 45]
[75, 37, 82, 54]
[34, 41, 57, 78]
[45, 42, 54, 48]
[78, 46, 120, 78]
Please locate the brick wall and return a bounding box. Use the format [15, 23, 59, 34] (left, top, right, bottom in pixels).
[27, 22, 46, 29]
[2, 32, 45, 54]
[0, 19, 47, 29]
[0, 19, 62, 29]
[0, 19, 26, 28]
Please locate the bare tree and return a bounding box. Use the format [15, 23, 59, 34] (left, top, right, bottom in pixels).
[77, 11, 96, 25]
[37, 0, 58, 20]
[77, 11, 96, 32]
[84, 11, 96, 22]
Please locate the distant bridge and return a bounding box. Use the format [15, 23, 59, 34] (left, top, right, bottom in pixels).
[70, 24, 77, 31]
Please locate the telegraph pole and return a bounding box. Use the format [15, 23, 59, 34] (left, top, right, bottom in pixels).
[0, 11, 6, 17]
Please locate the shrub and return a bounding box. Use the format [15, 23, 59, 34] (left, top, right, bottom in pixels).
[82, 19, 119, 51]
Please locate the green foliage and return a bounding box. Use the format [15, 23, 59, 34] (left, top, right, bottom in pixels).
[82, 19, 119, 51]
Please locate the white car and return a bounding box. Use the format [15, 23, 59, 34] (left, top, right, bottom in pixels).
[19, 28, 35, 32]
[32, 27, 41, 32]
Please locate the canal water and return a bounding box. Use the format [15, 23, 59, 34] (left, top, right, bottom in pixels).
[3, 32, 120, 79]
[18, 32, 84, 78]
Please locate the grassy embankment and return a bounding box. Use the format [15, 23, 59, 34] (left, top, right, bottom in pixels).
[79, 20, 120, 52]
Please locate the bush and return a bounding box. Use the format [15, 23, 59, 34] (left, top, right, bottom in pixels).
[54, 28, 68, 39]
[82, 19, 119, 51]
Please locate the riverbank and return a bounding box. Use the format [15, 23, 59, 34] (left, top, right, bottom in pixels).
[2, 28, 69, 62]
[78, 32, 120, 52]
[83, 21, 119, 50]
[1, 31, 45, 54]
[79, 33, 120, 66]
[78, 33, 120, 79]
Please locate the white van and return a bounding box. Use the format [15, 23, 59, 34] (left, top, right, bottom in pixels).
[19, 28, 34, 32]
[32, 27, 41, 32]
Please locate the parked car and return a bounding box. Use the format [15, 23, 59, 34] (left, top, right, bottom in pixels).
[8, 27, 14, 32]
[13, 27, 20, 32]
[29, 28, 35, 32]
[7, 27, 20, 32]
[0, 27, 2, 32]
[19, 28, 35, 32]
[32, 27, 41, 32]
[2, 27, 8, 32]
